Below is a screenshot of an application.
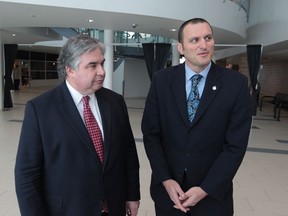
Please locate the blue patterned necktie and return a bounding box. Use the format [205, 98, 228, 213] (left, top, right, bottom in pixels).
[187, 74, 202, 123]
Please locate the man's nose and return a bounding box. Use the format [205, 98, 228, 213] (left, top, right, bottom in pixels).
[199, 38, 207, 48]
[97, 65, 105, 76]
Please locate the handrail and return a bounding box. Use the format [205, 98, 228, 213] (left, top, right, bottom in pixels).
[230, 0, 250, 22]
[73, 28, 172, 45]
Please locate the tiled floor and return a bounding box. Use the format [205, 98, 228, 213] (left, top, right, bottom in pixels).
[1, 87, 288, 216]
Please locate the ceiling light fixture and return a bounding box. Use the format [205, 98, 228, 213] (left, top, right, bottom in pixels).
[88, 19, 94, 23]
[169, 28, 177, 32]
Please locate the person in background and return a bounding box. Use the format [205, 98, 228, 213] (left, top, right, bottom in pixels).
[13, 64, 21, 90]
[141, 18, 252, 216]
[15, 35, 140, 216]
[21, 66, 29, 86]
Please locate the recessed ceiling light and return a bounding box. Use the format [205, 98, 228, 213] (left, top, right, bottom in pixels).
[87, 19, 94, 23]
[169, 28, 177, 32]
[12, 34, 16, 37]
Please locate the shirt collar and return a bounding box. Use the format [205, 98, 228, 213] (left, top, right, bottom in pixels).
[185, 62, 211, 82]
[66, 80, 96, 106]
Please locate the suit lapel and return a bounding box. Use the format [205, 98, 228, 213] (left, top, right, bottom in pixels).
[57, 82, 100, 161]
[95, 89, 111, 166]
[170, 64, 190, 126]
[191, 63, 222, 126]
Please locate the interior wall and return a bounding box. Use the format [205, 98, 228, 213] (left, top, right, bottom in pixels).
[112, 59, 124, 95]
[238, 54, 288, 98]
[0, 31, 3, 110]
[248, 0, 288, 46]
[123, 58, 150, 98]
[258, 60, 288, 97]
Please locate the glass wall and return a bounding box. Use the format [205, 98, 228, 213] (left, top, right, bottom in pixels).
[16, 50, 58, 83]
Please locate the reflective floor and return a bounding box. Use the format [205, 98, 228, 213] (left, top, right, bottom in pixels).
[1, 86, 288, 216]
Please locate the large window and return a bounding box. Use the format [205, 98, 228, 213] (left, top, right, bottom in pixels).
[16, 50, 58, 80]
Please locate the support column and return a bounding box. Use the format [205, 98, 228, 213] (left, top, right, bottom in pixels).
[0, 31, 3, 110]
[103, 29, 114, 90]
[171, 40, 179, 66]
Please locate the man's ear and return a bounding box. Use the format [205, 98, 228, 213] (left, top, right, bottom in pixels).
[177, 42, 184, 55]
[66, 66, 74, 77]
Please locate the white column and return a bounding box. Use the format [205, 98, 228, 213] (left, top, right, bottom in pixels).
[0, 31, 3, 110]
[171, 40, 179, 66]
[103, 29, 114, 90]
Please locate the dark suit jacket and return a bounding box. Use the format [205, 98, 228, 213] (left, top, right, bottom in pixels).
[141, 62, 252, 216]
[15, 82, 140, 216]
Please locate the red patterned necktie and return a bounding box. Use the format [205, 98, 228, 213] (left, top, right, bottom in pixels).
[82, 96, 108, 213]
[82, 95, 104, 164]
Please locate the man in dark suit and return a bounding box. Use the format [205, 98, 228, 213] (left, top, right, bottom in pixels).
[15, 35, 140, 216]
[141, 18, 252, 216]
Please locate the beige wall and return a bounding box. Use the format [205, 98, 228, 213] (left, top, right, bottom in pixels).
[238, 54, 288, 98]
[258, 60, 288, 97]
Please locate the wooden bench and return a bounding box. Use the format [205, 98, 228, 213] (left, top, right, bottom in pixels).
[259, 92, 288, 120]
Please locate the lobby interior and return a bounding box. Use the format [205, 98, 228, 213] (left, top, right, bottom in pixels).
[0, 86, 287, 216]
[1, 0, 288, 215]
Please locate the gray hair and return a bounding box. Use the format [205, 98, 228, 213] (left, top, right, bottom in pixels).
[57, 35, 106, 79]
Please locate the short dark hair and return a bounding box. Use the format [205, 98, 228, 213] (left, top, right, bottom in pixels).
[178, 18, 213, 43]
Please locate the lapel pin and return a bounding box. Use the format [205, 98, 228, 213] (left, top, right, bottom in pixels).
[212, 86, 217, 91]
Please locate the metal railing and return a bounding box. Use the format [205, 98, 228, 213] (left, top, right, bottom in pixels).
[229, 0, 250, 22]
[74, 28, 172, 45]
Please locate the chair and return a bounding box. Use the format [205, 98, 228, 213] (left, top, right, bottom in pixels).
[259, 93, 287, 119]
[276, 95, 288, 121]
